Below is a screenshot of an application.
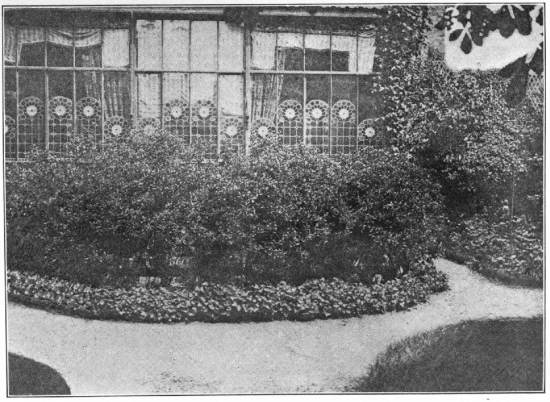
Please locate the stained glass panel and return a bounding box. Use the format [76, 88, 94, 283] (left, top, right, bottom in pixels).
[18, 70, 45, 157]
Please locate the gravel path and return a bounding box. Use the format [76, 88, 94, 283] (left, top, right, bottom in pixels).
[8, 259, 543, 395]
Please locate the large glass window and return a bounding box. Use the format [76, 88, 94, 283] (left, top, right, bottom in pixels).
[4, 14, 130, 159]
[5, 11, 377, 160]
[136, 19, 245, 156]
[250, 27, 377, 154]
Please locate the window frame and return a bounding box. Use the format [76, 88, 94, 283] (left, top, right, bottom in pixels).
[250, 27, 377, 154]
[5, 17, 132, 160]
[132, 18, 248, 155]
[5, 11, 378, 160]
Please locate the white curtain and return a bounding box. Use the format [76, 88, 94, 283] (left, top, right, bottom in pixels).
[4, 25, 128, 68]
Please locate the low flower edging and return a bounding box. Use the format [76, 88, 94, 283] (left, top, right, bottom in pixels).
[7, 267, 448, 323]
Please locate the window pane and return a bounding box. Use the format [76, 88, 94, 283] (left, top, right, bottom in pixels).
[19, 27, 45, 66]
[104, 72, 130, 138]
[251, 31, 276, 70]
[332, 35, 356, 72]
[4, 69, 17, 159]
[163, 73, 188, 104]
[305, 75, 329, 152]
[219, 75, 243, 153]
[358, 34, 376, 74]
[76, 71, 102, 143]
[48, 71, 74, 153]
[163, 73, 189, 142]
[219, 22, 243, 71]
[103, 29, 129, 68]
[277, 33, 303, 71]
[305, 34, 330, 71]
[75, 28, 102, 67]
[163, 20, 189, 70]
[358, 76, 380, 147]
[137, 74, 161, 119]
[18, 71, 45, 156]
[47, 28, 74, 66]
[251, 74, 279, 139]
[331, 76, 357, 154]
[190, 73, 217, 154]
[137, 20, 162, 70]
[4, 25, 16, 65]
[190, 21, 217, 71]
[277, 75, 303, 145]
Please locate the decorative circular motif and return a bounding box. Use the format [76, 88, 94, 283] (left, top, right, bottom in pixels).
[225, 125, 238, 137]
[164, 99, 189, 121]
[338, 108, 350, 120]
[192, 100, 216, 122]
[48, 96, 73, 119]
[305, 99, 329, 122]
[18, 97, 44, 120]
[277, 99, 303, 123]
[54, 104, 67, 117]
[257, 126, 269, 137]
[284, 108, 296, 120]
[358, 119, 376, 140]
[5, 116, 16, 140]
[26, 105, 38, 117]
[311, 107, 323, 119]
[77, 97, 101, 120]
[137, 118, 161, 136]
[198, 106, 210, 119]
[171, 105, 183, 119]
[222, 117, 243, 139]
[111, 124, 123, 136]
[251, 118, 276, 139]
[364, 127, 376, 138]
[331, 100, 356, 122]
[104, 116, 129, 139]
[83, 105, 95, 117]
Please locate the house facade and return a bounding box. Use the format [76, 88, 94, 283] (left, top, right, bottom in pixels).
[4, 6, 384, 160]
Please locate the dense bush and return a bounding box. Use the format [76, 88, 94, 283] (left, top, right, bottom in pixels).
[446, 214, 543, 287]
[387, 53, 543, 220]
[6, 131, 444, 287]
[7, 261, 448, 323]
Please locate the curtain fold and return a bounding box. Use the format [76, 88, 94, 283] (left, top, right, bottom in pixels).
[4, 25, 104, 64]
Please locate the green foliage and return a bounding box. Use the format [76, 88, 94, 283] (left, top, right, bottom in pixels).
[373, 6, 432, 140]
[446, 214, 543, 287]
[7, 262, 448, 323]
[386, 53, 542, 218]
[6, 132, 444, 287]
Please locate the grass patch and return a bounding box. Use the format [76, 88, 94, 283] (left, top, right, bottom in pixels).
[348, 317, 543, 392]
[8, 353, 70, 396]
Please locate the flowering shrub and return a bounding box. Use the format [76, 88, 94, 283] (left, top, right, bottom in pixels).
[7, 261, 448, 323]
[446, 214, 542, 287]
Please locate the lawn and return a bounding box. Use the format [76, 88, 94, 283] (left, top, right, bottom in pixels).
[8, 353, 71, 395]
[348, 316, 543, 392]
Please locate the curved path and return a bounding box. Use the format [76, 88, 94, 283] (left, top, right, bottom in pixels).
[8, 259, 543, 395]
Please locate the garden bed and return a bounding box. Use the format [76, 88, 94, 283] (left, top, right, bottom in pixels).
[445, 215, 543, 288]
[7, 264, 448, 324]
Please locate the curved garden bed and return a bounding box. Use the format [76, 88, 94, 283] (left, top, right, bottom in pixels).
[8, 266, 448, 324]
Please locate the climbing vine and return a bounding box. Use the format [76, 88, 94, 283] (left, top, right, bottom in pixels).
[372, 6, 432, 143]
